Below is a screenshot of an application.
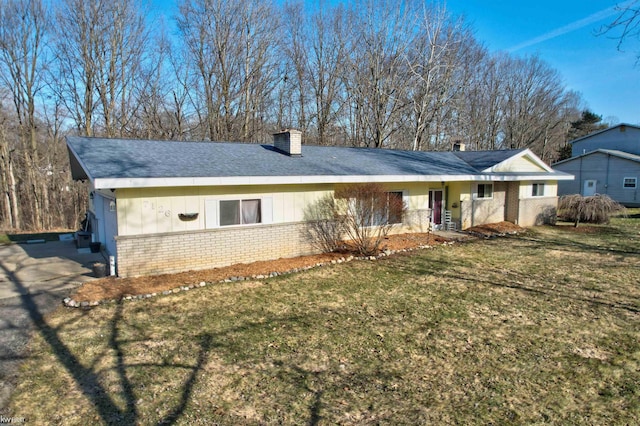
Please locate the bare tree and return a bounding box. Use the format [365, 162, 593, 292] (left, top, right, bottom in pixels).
[559, 194, 625, 227]
[177, 0, 278, 142]
[501, 55, 575, 160]
[343, 0, 415, 148]
[600, 1, 640, 60]
[0, 0, 49, 229]
[280, 2, 311, 133]
[51, 0, 150, 138]
[334, 183, 406, 255]
[404, 4, 474, 151]
[0, 112, 20, 229]
[454, 50, 505, 151]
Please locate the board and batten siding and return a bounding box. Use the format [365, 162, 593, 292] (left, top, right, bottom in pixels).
[116, 184, 333, 236]
[115, 182, 447, 237]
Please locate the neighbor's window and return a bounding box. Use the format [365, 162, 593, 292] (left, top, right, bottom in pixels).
[623, 177, 637, 189]
[219, 199, 261, 226]
[532, 183, 545, 197]
[476, 183, 493, 199]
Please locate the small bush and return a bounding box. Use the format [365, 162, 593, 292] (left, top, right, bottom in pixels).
[558, 194, 625, 227]
[304, 183, 406, 256]
[303, 194, 345, 253]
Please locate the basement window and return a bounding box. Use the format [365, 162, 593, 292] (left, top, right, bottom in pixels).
[532, 183, 545, 197]
[623, 177, 637, 189]
[475, 184, 493, 199]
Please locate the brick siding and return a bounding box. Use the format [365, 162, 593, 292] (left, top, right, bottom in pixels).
[116, 222, 315, 278]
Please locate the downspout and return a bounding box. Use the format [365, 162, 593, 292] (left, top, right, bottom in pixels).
[578, 156, 583, 195]
[470, 182, 475, 228]
[605, 153, 610, 194]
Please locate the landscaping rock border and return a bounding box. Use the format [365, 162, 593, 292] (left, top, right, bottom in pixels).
[63, 241, 458, 308]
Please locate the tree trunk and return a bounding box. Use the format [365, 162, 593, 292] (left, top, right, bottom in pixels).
[8, 156, 20, 230]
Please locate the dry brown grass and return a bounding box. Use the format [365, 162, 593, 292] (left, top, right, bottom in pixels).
[5, 217, 640, 425]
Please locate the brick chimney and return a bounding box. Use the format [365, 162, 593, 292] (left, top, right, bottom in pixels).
[273, 129, 302, 156]
[452, 140, 466, 151]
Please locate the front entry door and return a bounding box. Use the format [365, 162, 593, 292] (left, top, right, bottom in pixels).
[583, 180, 597, 196]
[429, 190, 444, 225]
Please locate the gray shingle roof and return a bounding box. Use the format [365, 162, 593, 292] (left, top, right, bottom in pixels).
[553, 148, 640, 166]
[68, 136, 502, 180]
[569, 123, 640, 144]
[453, 149, 526, 171]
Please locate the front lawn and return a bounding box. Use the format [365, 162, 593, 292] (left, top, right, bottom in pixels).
[5, 218, 640, 424]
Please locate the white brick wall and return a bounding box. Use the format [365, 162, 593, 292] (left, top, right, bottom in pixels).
[116, 222, 315, 277]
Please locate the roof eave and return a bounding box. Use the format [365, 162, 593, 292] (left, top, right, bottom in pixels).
[569, 123, 640, 144]
[92, 172, 573, 189]
[66, 142, 92, 181]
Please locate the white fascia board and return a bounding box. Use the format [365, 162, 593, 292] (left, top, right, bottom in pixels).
[93, 172, 573, 189]
[487, 172, 574, 181]
[93, 175, 477, 188]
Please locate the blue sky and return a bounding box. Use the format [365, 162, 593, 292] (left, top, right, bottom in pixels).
[446, 0, 640, 124]
[151, 0, 639, 125]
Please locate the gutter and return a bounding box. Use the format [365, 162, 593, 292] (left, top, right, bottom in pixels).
[92, 172, 575, 190]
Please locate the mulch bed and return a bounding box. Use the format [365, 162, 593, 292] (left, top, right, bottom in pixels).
[71, 232, 451, 303]
[465, 221, 524, 237]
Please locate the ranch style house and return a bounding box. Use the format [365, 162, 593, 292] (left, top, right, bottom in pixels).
[67, 130, 573, 277]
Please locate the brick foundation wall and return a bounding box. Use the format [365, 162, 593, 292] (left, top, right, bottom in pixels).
[116, 222, 316, 278]
[403, 209, 432, 232]
[518, 196, 558, 227]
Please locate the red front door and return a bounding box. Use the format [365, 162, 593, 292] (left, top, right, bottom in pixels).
[429, 190, 443, 225]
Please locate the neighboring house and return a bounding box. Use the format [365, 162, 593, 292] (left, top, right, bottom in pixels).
[67, 130, 572, 277]
[554, 123, 640, 206]
[569, 123, 640, 157]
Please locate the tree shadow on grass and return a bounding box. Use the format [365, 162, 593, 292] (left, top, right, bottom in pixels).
[397, 238, 640, 315]
[522, 226, 640, 256]
[0, 257, 212, 424]
[2, 249, 342, 424]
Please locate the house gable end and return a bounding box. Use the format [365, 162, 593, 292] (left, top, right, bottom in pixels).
[570, 124, 640, 157]
[483, 150, 552, 174]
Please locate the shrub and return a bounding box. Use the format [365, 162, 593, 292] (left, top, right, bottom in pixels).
[303, 194, 345, 253]
[558, 194, 625, 227]
[304, 183, 406, 256]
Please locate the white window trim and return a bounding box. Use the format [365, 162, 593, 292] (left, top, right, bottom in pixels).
[623, 177, 637, 189]
[531, 182, 545, 197]
[205, 196, 273, 229]
[474, 183, 494, 200]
